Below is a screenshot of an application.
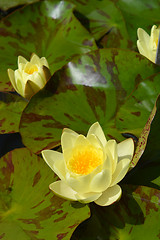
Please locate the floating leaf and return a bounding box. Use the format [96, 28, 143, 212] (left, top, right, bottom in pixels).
[0, 0, 38, 11]
[0, 148, 90, 240]
[0, 0, 97, 91]
[123, 95, 160, 190]
[117, 0, 160, 47]
[0, 92, 27, 134]
[131, 96, 157, 168]
[71, 185, 160, 240]
[71, 0, 130, 49]
[19, 48, 160, 153]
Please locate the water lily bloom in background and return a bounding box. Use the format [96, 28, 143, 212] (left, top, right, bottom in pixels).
[8, 53, 51, 99]
[42, 122, 134, 206]
[137, 25, 160, 63]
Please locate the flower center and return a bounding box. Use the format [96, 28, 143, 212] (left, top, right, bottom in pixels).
[68, 145, 103, 175]
[24, 65, 38, 74]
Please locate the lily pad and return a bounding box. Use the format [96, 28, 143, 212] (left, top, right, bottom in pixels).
[116, 0, 160, 46]
[0, 0, 97, 92]
[0, 92, 27, 134]
[71, 184, 160, 240]
[68, 0, 130, 49]
[19, 48, 160, 153]
[0, 0, 38, 11]
[122, 95, 160, 190]
[0, 148, 90, 240]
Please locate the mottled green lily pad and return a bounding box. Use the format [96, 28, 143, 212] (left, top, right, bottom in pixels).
[71, 184, 160, 240]
[0, 0, 97, 92]
[0, 148, 90, 240]
[70, 0, 129, 48]
[0, 0, 38, 10]
[117, 0, 160, 46]
[19, 48, 160, 153]
[0, 92, 27, 134]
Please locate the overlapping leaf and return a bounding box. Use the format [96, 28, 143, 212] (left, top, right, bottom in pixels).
[0, 92, 27, 133]
[117, 0, 160, 45]
[71, 185, 160, 240]
[0, 148, 90, 240]
[19, 48, 160, 153]
[0, 0, 38, 11]
[0, 0, 97, 92]
[123, 95, 160, 190]
[70, 0, 129, 48]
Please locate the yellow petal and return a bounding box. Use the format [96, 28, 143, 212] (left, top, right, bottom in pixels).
[42, 150, 66, 180]
[117, 138, 134, 161]
[30, 53, 41, 65]
[76, 191, 102, 203]
[24, 80, 39, 99]
[14, 69, 24, 96]
[137, 27, 157, 63]
[87, 122, 107, 147]
[110, 158, 131, 187]
[7, 69, 17, 92]
[49, 180, 77, 201]
[87, 134, 104, 150]
[90, 169, 112, 192]
[105, 140, 118, 173]
[61, 131, 78, 152]
[18, 56, 27, 67]
[74, 134, 90, 147]
[65, 163, 103, 194]
[40, 57, 49, 68]
[95, 184, 122, 206]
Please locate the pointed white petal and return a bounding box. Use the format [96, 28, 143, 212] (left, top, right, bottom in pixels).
[14, 69, 25, 96]
[95, 185, 122, 206]
[87, 122, 107, 147]
[7, 69, 17, 91]
[76, 191, 102, 203]
[90, 169, 112, 192]
[61, 131, 78, 152]
[42, 150, 66, 180]
[30, 53, 41, 65]
[40, 57, 49, 68]
[65, 163, 103, 194]
[117, 138, 134, 161]
[105, 140, 118, 173]
[18, 56, 27, 67]
[49, 180, 77, 201]
[110, 158, 130, 187]
[87, 134, 103, 150]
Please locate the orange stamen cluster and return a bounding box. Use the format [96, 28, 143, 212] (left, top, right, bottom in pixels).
[68, 145, 103, 175]
[24, 65, 38, 74]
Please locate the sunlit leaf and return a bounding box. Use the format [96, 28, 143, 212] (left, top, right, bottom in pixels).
[19, 49, 160, 153]
[0, 92, 27, 134]
[0, 0, 97, 91]
[71, 185, 160, 240]
[0, 148, 90, 240]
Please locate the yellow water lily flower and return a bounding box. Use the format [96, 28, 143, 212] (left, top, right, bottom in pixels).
[8, 53, 51, 99]
[42, 122, 134, 206]
[137, 25, 160, 63]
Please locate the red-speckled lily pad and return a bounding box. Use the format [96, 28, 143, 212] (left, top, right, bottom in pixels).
[0, 148, 90, 240]
[0, 92, 27, 134]
[19, 48, 160, 153]
[71, 184, 160, 240]
[0, 0, 97, 92]
[122, 95, 160, 190]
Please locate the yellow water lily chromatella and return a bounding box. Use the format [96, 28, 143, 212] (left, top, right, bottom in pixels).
[137, 25, 160, 63]
[42, 122, 134, 206]
[8, 53, 51, 99]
